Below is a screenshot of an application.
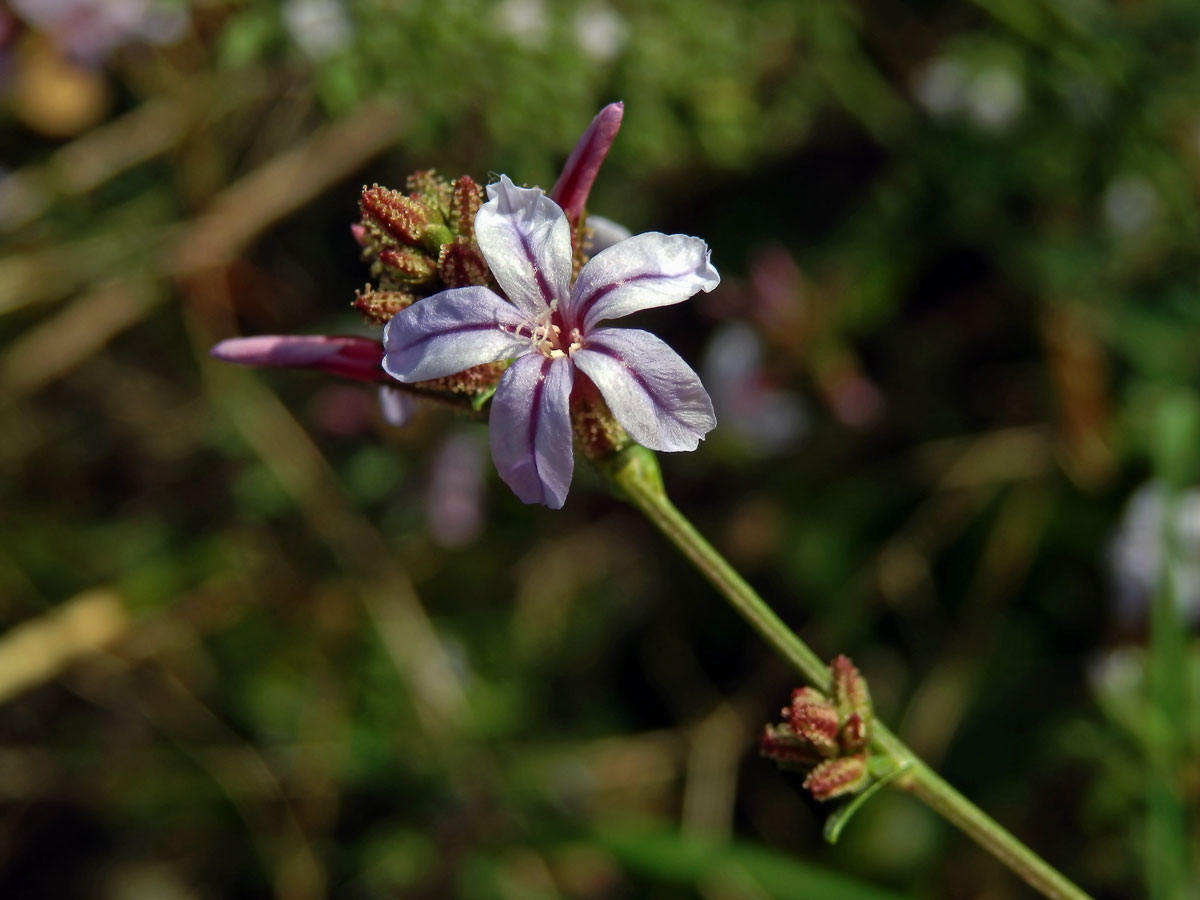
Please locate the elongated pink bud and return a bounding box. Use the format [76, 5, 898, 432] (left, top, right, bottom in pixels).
[210, 335, 389, 383]
[550, 101, 623, 230]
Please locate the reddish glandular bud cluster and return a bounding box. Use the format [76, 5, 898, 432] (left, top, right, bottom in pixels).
[760, 655, 874, 801]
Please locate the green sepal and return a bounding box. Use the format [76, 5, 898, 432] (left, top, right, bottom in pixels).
[471, 383, 497, 412]
[420, 223, 454, 256]
[604, 444, 664, 500]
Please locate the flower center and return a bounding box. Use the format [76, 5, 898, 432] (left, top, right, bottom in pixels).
[517, 304, 583, 359]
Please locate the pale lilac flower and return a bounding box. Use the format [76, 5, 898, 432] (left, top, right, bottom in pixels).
[383, 176, 719, 509]
[211, 105, 628, 441]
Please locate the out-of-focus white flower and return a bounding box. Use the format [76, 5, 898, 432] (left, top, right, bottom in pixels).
[283, 0, 352, 61]
[494, 0, 549, 49]
[573, 4, 627, 63]
[963, 65, 1024, 132]
[11, 0, 187, 64]
[1102, 175, 1159, 236]
[702, 322, 808, 456]
[912, 57, 967, 118]
[913, 55, 1024, 133]
[1109, 481, 1200, 626]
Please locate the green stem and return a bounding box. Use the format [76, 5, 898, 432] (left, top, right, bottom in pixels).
[608, 448, 1094, 900]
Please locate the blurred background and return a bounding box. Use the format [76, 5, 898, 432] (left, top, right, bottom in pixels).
[1, 0, 1198, 897]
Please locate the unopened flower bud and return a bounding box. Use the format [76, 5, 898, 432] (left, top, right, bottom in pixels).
[760, 722, 824, 769]
[353, 286, 414, 325]
[789, 685, 827, 707]
[803, 754, 870, 801]
[839, 712, 869, 753]
[378, 246, 438, 284]
[450, 175, 484, 237]
[831, 654, 872, 729]
[787, 689, 841, 756]
[438, 237, 491, 288]
[551, 101, 623, 232]
[360, 184, 431, 245]
[210, 335, 389, 383]
[407, 169, 453, 213]
[415, 361, 508, 407]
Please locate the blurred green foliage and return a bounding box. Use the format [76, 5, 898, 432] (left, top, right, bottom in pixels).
[1, 0, 1198, 898]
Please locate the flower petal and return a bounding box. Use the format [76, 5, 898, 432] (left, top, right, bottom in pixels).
[566, 232, 720, 332]
[488, 354, 575, 508]
[210, 334, 388, 382]
[475, 175, 572, 318]
[382, 286, 529, 382]
[573, 328, 716, 452]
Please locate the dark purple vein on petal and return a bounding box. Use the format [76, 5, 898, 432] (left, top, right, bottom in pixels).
[573, 271, 669, 327]
[527, 357, 552, 503]
[517, 230, 556, 309]
[585, 341, 683, 424]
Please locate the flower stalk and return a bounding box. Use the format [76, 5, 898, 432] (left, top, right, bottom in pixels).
[604, 445, 1096, 900]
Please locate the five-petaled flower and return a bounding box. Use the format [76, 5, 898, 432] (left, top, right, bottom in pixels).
[383, 175, 720, 508]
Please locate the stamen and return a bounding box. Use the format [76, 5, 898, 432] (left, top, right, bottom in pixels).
[565, 327, 584, 357]
[508, 307, 566, 358]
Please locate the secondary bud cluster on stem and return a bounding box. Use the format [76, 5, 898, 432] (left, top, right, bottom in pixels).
[356, 172, 490, 305]
[760, 655, 875, 801]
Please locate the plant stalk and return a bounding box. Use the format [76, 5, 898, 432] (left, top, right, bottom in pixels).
[608, 448, 1094, 900]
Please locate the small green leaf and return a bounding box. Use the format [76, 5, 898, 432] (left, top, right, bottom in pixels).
[824, 759, 910, 844]
[471, 384, 497, 411]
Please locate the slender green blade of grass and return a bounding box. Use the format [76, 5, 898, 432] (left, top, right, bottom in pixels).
[598, 825, 914, 900]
